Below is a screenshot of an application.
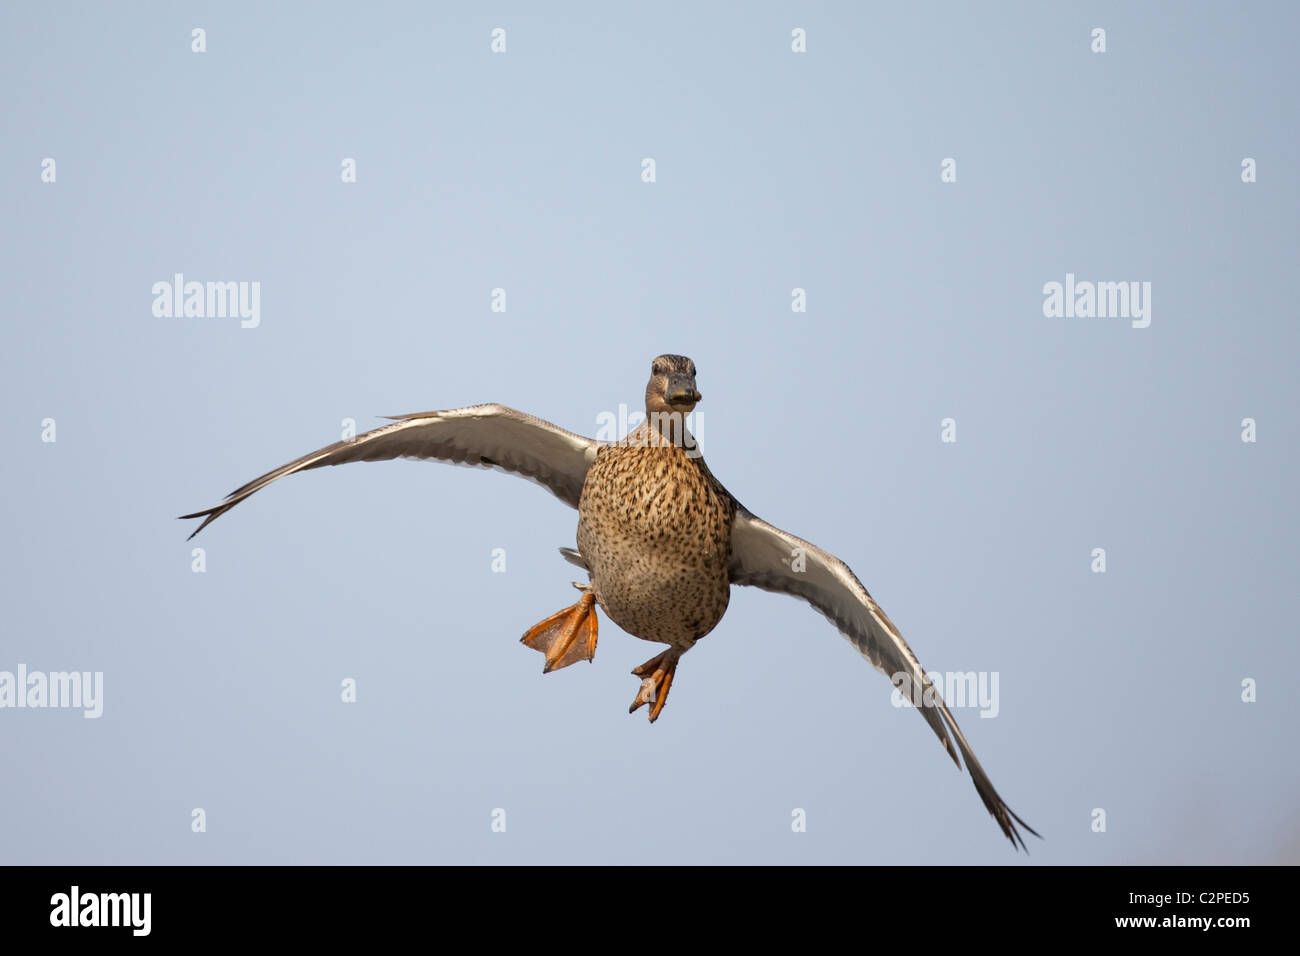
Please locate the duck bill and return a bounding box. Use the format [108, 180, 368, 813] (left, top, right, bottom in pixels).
[666, 376, 702, 408]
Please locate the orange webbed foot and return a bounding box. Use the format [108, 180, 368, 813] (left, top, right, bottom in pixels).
[628, 648, 681, 723]
[520, 589, 599, 672]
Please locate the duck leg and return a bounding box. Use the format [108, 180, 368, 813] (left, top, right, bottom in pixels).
[520, 586, 599, 672]
[628, 647, 683, 723]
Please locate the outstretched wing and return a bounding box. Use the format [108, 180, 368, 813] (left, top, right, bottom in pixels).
[728, 506, 1038, 850]
[180, 404, 598, 539]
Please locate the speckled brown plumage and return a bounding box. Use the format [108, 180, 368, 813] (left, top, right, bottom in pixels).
[577, 418, 735, 649]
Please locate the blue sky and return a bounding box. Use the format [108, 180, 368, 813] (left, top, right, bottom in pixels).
[2, 1, 1297, 863]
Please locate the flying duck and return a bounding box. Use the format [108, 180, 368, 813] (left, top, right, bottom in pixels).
[181, 353, 1038, 849]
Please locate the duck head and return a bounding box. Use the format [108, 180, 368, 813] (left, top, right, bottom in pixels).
[644, 353, 701, 416]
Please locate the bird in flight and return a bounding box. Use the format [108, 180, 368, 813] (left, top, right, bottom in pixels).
[181, 353, 1038, 849]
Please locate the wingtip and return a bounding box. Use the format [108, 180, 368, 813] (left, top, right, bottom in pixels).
[178, 507, 218, 540]
[380, 410, 441, 421]
[999, 806, 1041, 853]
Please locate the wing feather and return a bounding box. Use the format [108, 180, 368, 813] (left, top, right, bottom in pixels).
[728, 506, 1038, 850]
[180, 404, 597, 538]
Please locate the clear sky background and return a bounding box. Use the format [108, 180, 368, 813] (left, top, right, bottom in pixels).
[2, 2, 1296, 864]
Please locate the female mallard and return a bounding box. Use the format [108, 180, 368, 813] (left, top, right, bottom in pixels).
[181, 353, 1037, 849]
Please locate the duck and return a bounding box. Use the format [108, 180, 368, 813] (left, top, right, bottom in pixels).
[181, 353, 1038, 849]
